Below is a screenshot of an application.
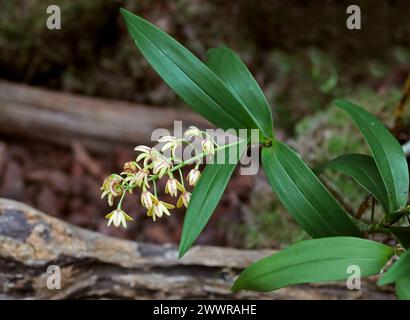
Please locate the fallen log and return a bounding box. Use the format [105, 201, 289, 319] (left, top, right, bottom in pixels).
[0, 80, 210, 152]
[0, 198, 395, 300]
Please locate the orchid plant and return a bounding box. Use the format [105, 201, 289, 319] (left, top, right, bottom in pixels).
[100, 8, 410, 299]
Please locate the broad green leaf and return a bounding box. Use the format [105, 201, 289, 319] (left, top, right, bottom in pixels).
[262, 142, 360, 238]
[315, 154, 390, 213]
[121, 9, 260, 134]
[335, 99, 409, 213]
[179, 142, 246, 258]
[379, 249, 410, 299]
[396, 276, 410, 300]
[391, 226, 410, 249]
[232, 237, 393, 292]
[205, 47, 273, 138]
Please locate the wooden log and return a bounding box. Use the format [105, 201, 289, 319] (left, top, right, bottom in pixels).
[0, 198, 395, 300]
[0, 80, 210, 152]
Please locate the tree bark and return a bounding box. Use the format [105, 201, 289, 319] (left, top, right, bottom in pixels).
[0, 198, 395, 300]
[0, 80, 210, 152]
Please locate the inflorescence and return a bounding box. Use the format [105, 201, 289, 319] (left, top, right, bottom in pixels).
[101, 126, 218, 228]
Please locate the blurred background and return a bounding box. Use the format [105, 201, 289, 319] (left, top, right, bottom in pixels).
[0, 0, 409, 250]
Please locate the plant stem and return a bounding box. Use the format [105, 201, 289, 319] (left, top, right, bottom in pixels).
[117, 190, 126, 210]
[178, 168, 185, 189]
[153, 179, 158, 197]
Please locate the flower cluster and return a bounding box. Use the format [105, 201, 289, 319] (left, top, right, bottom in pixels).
[101, 126, 218, 228]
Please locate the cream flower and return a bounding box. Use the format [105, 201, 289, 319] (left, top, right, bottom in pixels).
[184, 126, 202, 138]
[135, 169, 149, 187]
[105, 209, 133, 228]
[141, 190, 155, 209]
[125, 168, 149, 188]
[165, 177, 184, 197]
[158, 136, 178, 155]
[177, 192, 191, 208]
[165, 177, 178, 197]
[201, 139, 215, 155]
[187, 168, 201, 186]
[147, 200, 175, 221]
[101, 174, 124, 206]
[152, 156, 171, 178]
[135, 145, 160, 165]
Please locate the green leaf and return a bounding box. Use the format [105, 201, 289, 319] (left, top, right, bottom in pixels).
[205, 47, 273, 138]
[335, 99, 409, 213]
[378, 249, 410, 299]
[262, 142, 360, 238]
[121, 9, 260, 134]
[232, 237, 393, 292]
[391, 227, 410, 249]
[179, 142, 246, 258]
[315, 154, 390, 213]
[379, 249, 410, 286]
[396, 276, 410, 300]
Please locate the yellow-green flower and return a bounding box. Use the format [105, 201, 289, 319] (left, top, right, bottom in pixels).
[135, 145, 160, 166]
[152, 157, 171, 178]
[101, 174, 124, 206]
[147, 199, 175, 221]
[105, 209, 133, 228]
[165, 177, 184, 197]
[177, 192, 191, 208]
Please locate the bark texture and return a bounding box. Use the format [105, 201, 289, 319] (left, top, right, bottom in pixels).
[0, 198, 395, 300]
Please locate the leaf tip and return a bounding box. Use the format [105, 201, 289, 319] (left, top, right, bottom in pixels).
[178, 242, 189, 259]
[177, 251, 185, 259]
[119, 7, 130, 17]
[230, 281, 241, 293]
[230, 275, 248, 293]
[119, 7, 141, 26]
[333, 98, 347, 108]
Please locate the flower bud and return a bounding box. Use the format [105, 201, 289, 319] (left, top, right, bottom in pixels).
[187, 169, 201, 186]
[165, 177, 178, 197]
[184, 126, 202, 138]
[201, 139, 215, 155]
[177, 192, 191, 208]
[141, 191, 154, 209]
[122, 161, 139, 174]
[134, 169, 149, 188]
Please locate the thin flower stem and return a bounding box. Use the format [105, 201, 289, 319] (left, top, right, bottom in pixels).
[178, 168, 185, 189]
[180, 139, 200, 155]
[116, 190, 126, 210]
[153, 179, 158, 197]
